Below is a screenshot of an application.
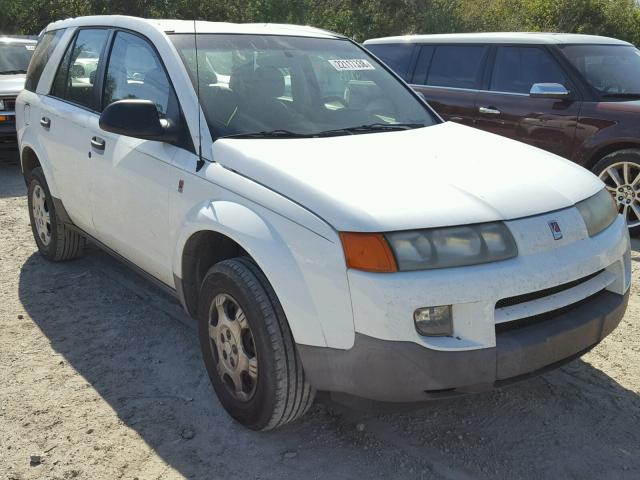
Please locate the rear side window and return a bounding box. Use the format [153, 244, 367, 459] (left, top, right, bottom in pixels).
[24, 30, 65, 92]
[51, 29, 110, 110]
[365, 43, 414, 80]
[103, 31, 175, 116]
[490, 46, 568, 94]
[427, 45, 487, 89]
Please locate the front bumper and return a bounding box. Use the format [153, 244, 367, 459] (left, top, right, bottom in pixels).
[298, 289, 629, 402]
[0, 115, 17, 143]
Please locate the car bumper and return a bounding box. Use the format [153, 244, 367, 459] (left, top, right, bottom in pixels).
[298, 208, 631, 402]
[298, 288, 629, 402]
[0, 115, 17, 143]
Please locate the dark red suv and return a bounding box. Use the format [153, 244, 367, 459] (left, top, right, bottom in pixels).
[364, 33, 640, 234]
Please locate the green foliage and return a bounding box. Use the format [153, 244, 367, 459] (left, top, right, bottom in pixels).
[0, 0, 638, 44]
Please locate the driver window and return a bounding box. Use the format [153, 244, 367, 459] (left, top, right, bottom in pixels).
[103, 31, 175, 116]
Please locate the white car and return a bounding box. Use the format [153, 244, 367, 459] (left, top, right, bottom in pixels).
[17, 16, 631, 431]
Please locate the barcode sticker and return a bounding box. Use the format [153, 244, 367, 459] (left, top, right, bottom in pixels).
[328, 59, 375, 71]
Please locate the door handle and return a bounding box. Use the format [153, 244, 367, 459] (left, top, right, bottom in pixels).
[479, 106, 501, 115]
[40, 117, 51, 129]
[90, 136, 106, 151]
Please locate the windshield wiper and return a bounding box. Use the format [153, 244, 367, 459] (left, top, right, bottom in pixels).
[0, 69, 27, 75]
[315, 122, 425, 136]
[601, 93, 640, 99]
[221, 129, 314, 139]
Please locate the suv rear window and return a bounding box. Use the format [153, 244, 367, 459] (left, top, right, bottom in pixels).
[365, 43, 414, 81]
[427, 45, 487, 89]
[24, 30, 65, 92]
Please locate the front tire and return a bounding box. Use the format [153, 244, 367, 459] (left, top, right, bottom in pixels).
[592, 149, 640, 236]
[197, 257, 315, 430]
[27, 167, 85, 261]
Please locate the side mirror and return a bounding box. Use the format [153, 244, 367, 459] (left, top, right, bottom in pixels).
[529, 83, 571, 100]
[99, 99, 174, 142]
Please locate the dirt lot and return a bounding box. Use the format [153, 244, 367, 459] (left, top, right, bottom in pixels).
[1, 152, 639, 480]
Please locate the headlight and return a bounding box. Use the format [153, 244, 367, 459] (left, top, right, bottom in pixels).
[576, 189, 618, 237]
[0, 100, 5, 111]
[385, 222, 517, 271]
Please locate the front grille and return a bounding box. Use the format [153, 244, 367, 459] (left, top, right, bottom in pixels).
[495, 289, 607, 334]
[0, 97, 16, 112]
[495, 270, 604, 309]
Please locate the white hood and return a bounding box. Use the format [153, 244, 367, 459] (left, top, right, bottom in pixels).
[213, 122, 603, 232]
[0, 74, 25, 97]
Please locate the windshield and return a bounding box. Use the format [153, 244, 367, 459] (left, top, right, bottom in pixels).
[0, 42, 35, 74]
[561, 44, 640, 99]
[170, 34, 437, 138]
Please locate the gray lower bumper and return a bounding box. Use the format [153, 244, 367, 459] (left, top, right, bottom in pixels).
[297, 290, 629, 402]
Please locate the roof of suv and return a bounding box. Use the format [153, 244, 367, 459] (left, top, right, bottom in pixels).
[46, 15, 342, 39]
[364, 32, 632, 46]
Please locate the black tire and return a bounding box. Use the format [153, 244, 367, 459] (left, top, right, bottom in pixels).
[592, 149, 640, 237]
[27, 167, 86, 261]
[197, 257, 315, 430]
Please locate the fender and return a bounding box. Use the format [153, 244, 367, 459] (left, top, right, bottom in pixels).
[172, 197, 356, 349]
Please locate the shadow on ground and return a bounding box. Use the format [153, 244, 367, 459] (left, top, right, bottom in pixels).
[0, 149, 24, 199]
[7, 157, 640, 479]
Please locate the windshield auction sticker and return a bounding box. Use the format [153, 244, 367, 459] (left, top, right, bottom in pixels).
[328, 59, 375, 71]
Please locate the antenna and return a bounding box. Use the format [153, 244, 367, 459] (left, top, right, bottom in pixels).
[194, 18, 205, 172]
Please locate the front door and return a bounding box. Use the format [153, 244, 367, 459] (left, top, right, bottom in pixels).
[87, 30, 184, 286]
[474, 46, 581, 159]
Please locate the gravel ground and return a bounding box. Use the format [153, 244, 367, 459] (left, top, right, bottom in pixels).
[1, 152, 639, 480]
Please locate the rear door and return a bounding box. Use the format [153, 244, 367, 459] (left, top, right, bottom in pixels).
[474, 45, 581, 158]
[39, 28, 111, 234]
[410, 44, 488, 126]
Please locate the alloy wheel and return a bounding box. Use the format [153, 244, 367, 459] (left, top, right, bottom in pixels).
[599, 161, 640, 228]
[208, 293, 258, 402]
[32, 184, 51, 246]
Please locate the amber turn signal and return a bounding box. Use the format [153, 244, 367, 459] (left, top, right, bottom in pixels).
[340, 232, 398, 273]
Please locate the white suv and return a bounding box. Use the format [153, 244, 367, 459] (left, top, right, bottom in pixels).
[17, 16, 631, 430]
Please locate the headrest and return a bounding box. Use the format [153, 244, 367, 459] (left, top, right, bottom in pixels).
[230, 64, 284, 99]
[253, 66, 285, 98]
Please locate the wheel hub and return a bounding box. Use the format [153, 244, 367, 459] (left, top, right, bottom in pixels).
[31, 184, 51, 246]
[208, 293, 258, 402]
[219, 325, 240, 371]
[599, 160, 640, 228]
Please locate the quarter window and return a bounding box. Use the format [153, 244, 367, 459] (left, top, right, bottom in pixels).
[103, 31, 174, 116]
[427, 46, 487, 89]
[24, 30, 65, 92]
[365, 43, 415, 81]
[490, 46, 568, 94]
[51, 29, 110, 110]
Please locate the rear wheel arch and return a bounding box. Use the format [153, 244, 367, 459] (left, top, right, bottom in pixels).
[21, 146, 41, 180]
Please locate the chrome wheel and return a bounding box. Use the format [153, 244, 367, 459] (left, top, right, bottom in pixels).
[31, 184, 51, 246]
[599, 161, 640, 228]
[208, 293, 258, 402]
